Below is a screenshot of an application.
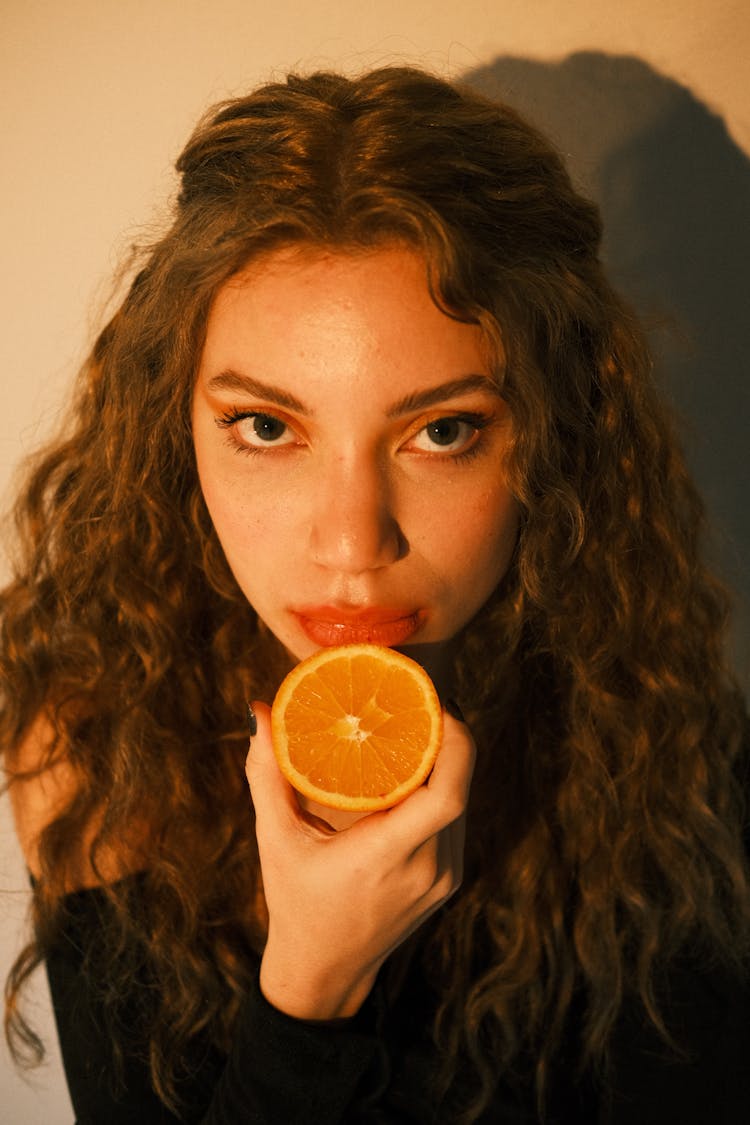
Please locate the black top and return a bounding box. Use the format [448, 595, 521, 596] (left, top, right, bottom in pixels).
[45, 879, 750, 1124]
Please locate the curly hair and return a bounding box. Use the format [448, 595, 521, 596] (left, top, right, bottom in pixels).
[2, 66, 748, 1120]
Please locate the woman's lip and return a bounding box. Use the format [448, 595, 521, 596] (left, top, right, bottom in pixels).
[292, 608, 424, 647]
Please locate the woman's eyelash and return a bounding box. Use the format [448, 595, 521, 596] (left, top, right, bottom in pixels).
[441, 411, 491, 432]
[215, 408, 258, 428]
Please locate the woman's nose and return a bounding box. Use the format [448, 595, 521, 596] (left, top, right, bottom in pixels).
[308, 456, 406, 574]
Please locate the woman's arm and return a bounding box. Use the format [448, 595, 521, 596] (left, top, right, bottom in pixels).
[40, 707, 475, 1123]
[246, 703, 474, 1021]
[46, 903, 385, 1125]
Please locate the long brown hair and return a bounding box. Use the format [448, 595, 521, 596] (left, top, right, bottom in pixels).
[3, 66, 748, 1119]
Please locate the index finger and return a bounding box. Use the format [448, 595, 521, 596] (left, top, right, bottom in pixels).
[369, 708, 476, 845]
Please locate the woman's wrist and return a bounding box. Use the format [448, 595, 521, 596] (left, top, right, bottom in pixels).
[259, 939, 379, 1021]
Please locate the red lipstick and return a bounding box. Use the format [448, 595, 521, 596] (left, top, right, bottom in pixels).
[293, 606, 424, 648]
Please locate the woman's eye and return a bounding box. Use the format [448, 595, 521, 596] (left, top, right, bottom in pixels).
[409, 416, 480, 454]
[230, 413, 296, 448]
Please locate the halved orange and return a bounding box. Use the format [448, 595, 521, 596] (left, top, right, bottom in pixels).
[271, 644, 443, 812]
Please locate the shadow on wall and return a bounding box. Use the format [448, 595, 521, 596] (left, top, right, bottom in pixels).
[465, 52, 750, 688]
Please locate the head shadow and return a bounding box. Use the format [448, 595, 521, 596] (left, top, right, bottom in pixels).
[465, 51, 750, 686]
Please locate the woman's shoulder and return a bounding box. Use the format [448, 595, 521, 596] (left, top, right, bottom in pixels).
[7, 713, 137, 888]
[7, 714, 72, 876]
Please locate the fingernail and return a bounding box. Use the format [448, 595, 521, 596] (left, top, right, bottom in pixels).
[247, 703, 258, 739]
[445, 698, 465, 722]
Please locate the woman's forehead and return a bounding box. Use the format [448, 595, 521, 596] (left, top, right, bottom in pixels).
[198, 243, 502, 407]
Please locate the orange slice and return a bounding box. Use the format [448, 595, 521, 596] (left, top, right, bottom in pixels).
[271, 644, 443, 812]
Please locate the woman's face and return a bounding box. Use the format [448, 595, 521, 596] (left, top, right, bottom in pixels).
[192, 244, 518, 663]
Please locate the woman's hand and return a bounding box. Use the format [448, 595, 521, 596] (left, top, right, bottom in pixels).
[245, 702, 475, 1021]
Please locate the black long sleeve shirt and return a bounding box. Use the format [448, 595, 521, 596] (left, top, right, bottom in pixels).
[44, 879, 750, 1124]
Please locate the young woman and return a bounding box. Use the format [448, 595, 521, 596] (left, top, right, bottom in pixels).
[3, 66, 749, 1124]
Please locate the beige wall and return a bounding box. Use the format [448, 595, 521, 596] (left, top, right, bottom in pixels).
[1, 2, 748, 1120]
[2, 0, 748, 504]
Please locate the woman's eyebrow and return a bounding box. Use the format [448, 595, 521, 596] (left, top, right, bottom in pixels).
[386, 374, 502, 417]
[205, 369, 500, 417]
[206, 369, 309, 413]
